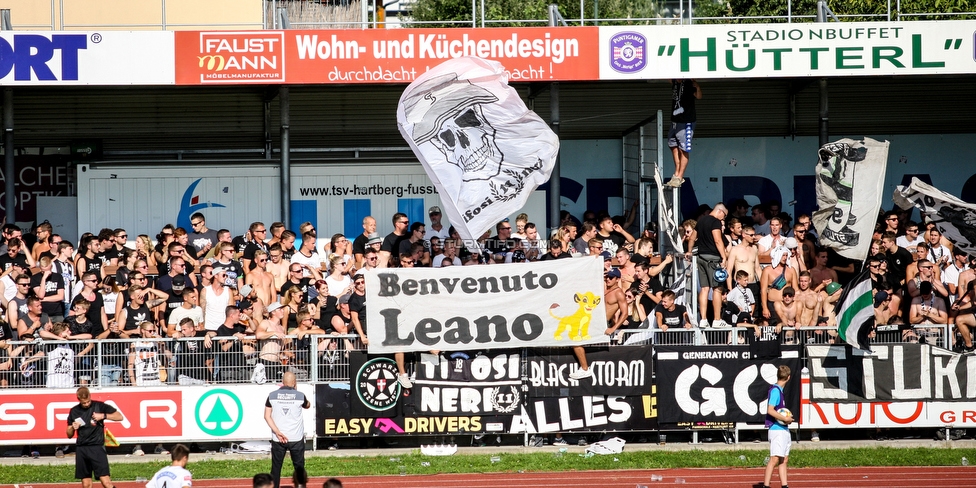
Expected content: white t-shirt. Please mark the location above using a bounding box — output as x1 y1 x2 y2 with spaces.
290 251 322 277
726 286 755 315
757 234 786 253
168 305 204 328
896 235 924 250
325 274 352 297
427 225 450 245
431 255 462 268
47 344 74 388
943 263 968 304
146 465 193 488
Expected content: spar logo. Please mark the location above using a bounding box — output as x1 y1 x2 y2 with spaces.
177 178 226 230
0 34 87 81
355 358 402 412
194 32 285 83
194 389 243 436
609 31 646 73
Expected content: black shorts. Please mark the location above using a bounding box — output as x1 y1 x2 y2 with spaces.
75 445 110 480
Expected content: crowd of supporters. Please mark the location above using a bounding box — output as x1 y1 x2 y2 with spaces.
0 197 969 389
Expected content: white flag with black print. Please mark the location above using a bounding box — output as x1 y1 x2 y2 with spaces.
894 177 976 257
812 137 889 261
397 57 558 243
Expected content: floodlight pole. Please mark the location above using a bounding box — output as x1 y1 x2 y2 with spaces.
2 11 14 222
547 5 567 233
816 0 837 146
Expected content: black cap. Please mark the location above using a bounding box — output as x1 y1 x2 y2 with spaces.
238 299 253 311
172 275 186 289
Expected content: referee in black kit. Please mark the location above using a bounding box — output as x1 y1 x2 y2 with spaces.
264 371 311 488
66 386 123 488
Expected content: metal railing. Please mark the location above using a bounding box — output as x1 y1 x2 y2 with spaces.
0 323 952 389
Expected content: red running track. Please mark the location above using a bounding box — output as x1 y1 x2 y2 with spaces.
4 466 973 487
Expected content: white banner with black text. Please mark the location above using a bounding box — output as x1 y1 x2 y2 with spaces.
364 258 608 353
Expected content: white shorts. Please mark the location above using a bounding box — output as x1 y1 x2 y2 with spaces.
769 428 791 457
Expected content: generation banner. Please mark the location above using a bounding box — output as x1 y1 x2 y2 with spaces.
364 258 608 353
654 346 802 424
174 27 599 85
807 343 975 403
414 351 522 416
599 21 976 79
527 346 653 397
0 384 315 445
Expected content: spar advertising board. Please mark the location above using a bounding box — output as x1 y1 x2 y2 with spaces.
76 163 545 244
0 31 173 85
0 384 315 445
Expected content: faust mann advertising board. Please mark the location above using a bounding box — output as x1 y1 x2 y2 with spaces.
2 21 974 85
364 258 608 353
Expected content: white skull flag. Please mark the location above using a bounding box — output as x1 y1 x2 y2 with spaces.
396 57 558 243
894 178 976 258
812 137 889 262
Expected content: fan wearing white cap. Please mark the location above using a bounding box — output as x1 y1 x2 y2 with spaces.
427 206 450 244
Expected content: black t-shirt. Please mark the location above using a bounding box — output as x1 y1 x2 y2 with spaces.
173 330 211 381
671 79 697 123
80 253 103 275
96 249 118 267
68 400 117 446
30 272 65 317
539 252 572 261
596 232 627 255
123 304 153 332
381 232 408 260
826 248 857 286
243 242 267 261
352 233 369 256
654 303 687 329
163 294 185 323
66 315 94 337
188 229 219 259
695 214 724 256
886 247 914 286
312 294 338 332
348 292 366 332
0 254 28 272
232 235 248 255
485 236 519 255
749 325 782 359
279 278 313 303
215 323 246 369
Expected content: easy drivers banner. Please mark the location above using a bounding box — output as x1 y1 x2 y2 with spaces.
807 343 976 403
655 346 802 424
364 258 608 353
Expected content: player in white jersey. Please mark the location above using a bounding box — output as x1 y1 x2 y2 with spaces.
146 443 192 488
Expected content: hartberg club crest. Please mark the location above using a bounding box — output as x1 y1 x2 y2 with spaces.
610 32 647 73
355 357 402 411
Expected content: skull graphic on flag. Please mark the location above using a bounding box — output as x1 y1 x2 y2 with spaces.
397 57 557 244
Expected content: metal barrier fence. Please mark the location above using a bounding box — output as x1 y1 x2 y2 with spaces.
0 323 951 389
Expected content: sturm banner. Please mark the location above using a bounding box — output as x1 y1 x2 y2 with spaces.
813 137 889 261
415 351 522 416
364 258 608 353
527 346 653 397
894 177 976 258
655 346 802 424
396 56 558 244
807 343 976 404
